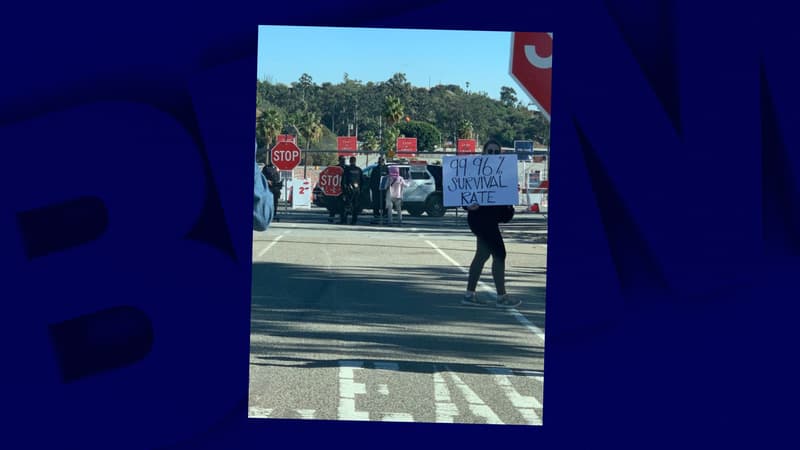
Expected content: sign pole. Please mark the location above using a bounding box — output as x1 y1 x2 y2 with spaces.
303 144 308 179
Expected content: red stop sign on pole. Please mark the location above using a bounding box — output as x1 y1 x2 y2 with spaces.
510 32 552 121
318 166 344 197
270 141 302 171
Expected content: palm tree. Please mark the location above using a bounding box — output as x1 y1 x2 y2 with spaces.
383 95 404 129
382 127 400 159
257 108 283 162
458 119 474 139
289 111 323 177
382 95 404 156
361 131 380 152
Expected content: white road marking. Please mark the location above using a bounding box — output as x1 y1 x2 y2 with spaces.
338 361 369 421
487 368 542 425
248 407 273 418
381 413 414 422
377 384 390 395
425 240 468 273
424 239 546 344
509 309 546 343
296 409 316 420
446 367 504 425
433 369 460 423
256 230 292 258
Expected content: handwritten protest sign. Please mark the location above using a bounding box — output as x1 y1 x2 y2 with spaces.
443 155 519 207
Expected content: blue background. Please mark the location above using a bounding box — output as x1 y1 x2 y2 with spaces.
3 0 797 448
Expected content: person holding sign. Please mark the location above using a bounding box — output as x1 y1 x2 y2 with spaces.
386 165 410 226
461 140 521 308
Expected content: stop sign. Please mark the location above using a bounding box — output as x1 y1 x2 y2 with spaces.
270 141 302 171
318 166 343 197
510 32 552 121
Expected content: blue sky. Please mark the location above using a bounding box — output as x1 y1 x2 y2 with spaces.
257 26 523 101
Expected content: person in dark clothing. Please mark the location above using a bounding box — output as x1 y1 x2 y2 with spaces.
328 156 347 223
253 140 274 231
341 156 363 224
370 156 390 224
261 161 283 222
461 140 521 308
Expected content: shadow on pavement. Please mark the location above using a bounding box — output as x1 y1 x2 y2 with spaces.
251 262 546 370
250 356 544 378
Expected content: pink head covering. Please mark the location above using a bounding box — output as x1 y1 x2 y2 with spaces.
388 166 400 178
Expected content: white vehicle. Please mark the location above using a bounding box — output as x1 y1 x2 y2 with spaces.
362 161 447 217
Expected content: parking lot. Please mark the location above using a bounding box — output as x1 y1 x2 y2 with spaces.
249 206 547 424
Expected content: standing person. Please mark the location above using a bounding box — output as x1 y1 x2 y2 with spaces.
386 165 410 226
370 156 390 224
341 156 364 225
328 156 347 223
462 140 521 308
261 160 283 223
254 140 274 231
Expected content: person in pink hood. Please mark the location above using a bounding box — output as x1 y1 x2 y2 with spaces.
385 165 411 226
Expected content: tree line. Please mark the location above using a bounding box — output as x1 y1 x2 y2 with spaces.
256 72 550 166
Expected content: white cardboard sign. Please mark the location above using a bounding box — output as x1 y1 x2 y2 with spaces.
443 155 519 207
291 178 312 209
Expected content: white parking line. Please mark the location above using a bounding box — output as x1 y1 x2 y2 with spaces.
256 230 292 258
487 367 542 425
433 368 460 423
296 409 316 419
445 367 504 425
248 407 273 418
338 361 369 421
509 309 546 342
381 413 414 422
424 239 546 344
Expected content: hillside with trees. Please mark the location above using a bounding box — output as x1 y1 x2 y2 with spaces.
256 72 549 165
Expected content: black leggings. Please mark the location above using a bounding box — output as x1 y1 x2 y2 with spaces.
467 220 507 295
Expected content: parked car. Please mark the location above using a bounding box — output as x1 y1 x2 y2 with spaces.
312 161 452 217
362 162 448 217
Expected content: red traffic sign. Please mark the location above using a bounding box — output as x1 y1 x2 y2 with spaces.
510 32 552 121
337 136 358 157
318 166 344 197
457 139 477 154
277 134 297 143
270 141 302 171
397 137 417 155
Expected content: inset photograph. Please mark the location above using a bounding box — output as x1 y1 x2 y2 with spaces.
250 25 552 425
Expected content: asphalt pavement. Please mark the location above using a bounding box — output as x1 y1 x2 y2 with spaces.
249 206 547 425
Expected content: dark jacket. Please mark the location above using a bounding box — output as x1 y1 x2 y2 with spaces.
370 164 389 190
465 204 514 227
261 164 282 193
343 165 364 189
